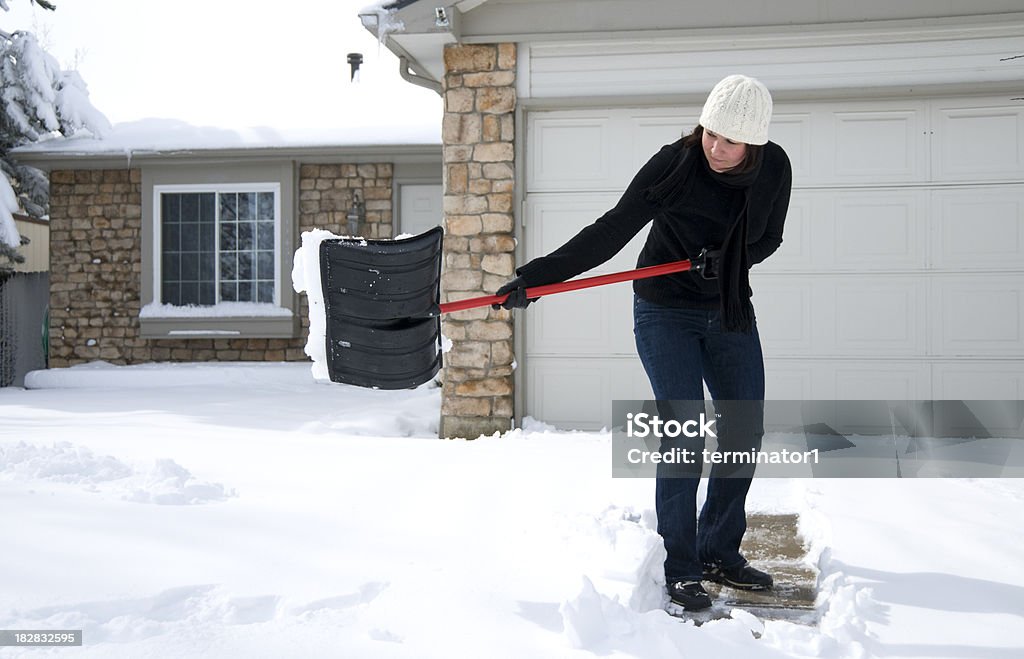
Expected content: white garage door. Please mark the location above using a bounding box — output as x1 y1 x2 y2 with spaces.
522 97 1024 429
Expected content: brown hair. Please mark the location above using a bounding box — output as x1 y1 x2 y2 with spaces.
682 125 763 176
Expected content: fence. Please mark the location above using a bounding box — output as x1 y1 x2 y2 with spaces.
0 271 49 387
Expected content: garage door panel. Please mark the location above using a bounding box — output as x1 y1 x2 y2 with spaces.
527 357 650 429
833 362 930 399
527 285 609 354
753 279 814 355
527 281 639 355
932 187 1024 270
526 360 611 429
933 362 1024 399
829 107 927 182
527 194 650 274
933 275 1024 356
528 114 613 190
608 283 640 349
630 114 698 172
769 112 813 182
833 278 928 356
832 190 926 270
764 360 816 399
933 102 1024 181
753 192 813 271
527 194 616 252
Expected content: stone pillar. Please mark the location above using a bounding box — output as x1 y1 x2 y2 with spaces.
439 43 517 439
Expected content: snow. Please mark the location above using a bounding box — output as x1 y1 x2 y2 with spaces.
12 116 439 157
2 361 1023 658
139 302 294 319
0 174 19 248
291 228 357 381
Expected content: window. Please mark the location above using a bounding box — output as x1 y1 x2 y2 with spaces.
156 186 279 307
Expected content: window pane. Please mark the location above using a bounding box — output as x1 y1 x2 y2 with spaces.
238 282 253 302
163 223 180 251
237 221 254 248
220 253 236 280
200 282 216 306
160 192 217 307
163 253 180 280
257 252 274 280
181 223 199 252
181 282 200 306
257 222 274 250
237 192 255 221
200 253 215 281
238 252 252 280
258 281 274 303
258 192 274 220
220 281 236 302
220 193 237 221
200 223 215 252
181 194 199 221
200 193 216 223
220 222 236 251
162 282 180 306
162 194 180 223
181 253 198 281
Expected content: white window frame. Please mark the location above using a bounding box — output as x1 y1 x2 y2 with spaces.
151 182 283 308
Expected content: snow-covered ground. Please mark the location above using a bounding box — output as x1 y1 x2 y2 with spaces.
1 362 1022 658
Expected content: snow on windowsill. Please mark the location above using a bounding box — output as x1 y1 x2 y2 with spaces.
140 302 293 319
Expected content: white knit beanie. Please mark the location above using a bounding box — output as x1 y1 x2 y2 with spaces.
699 74 773 145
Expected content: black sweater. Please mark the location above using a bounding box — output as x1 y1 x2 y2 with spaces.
516 139 792 310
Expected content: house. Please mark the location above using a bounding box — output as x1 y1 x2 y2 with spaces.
360 0 1024 438
12 120 442 372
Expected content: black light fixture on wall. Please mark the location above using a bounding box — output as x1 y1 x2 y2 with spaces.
347 53 363 82
347 190 365 236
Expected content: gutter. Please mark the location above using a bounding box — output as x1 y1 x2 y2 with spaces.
10 143 443 172
399 56 442 94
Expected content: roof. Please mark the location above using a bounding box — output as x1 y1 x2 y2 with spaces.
11 118 441 170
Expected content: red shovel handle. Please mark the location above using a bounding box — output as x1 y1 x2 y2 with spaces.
438 258 695 315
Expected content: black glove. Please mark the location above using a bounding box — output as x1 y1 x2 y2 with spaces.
492 276 537 310
698 247 722 280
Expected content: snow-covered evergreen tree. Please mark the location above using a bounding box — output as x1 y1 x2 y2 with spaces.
1 0 110 276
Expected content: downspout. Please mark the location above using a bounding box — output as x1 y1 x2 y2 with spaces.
399 56 443 95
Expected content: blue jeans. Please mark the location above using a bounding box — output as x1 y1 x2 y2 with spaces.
633 296 765 582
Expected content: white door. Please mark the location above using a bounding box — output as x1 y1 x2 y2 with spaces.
523 98 1024 429
399 183 442 237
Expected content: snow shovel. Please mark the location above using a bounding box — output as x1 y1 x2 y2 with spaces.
319 226 705 390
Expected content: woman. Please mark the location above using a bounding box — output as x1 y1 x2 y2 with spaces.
495 74 792 612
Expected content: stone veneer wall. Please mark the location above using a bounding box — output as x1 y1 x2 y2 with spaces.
48 164 393 367
438 43 517 439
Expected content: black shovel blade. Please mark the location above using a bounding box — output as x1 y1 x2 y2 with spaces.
319 227 443 389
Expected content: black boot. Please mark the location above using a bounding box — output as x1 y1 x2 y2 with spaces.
703 561 773 591
667 581 713 611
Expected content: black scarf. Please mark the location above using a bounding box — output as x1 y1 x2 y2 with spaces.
645 140 762 332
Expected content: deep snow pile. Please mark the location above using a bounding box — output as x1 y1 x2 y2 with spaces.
2 362 1022 658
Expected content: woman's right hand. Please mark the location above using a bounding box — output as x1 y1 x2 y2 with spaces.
492 276 536 310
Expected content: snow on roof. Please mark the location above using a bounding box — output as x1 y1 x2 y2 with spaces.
12 115 441 159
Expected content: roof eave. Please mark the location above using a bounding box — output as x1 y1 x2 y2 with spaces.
11 142 443 172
